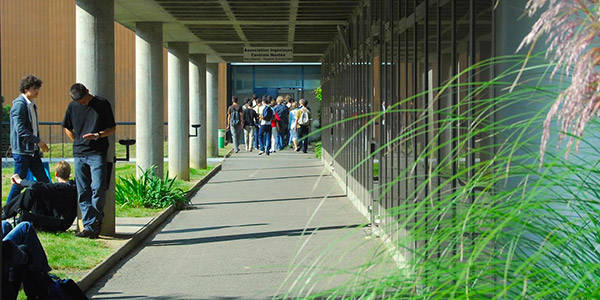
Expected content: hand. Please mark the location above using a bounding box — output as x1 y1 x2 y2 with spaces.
38 141 49 152
11 174 22 185
82 132 100 140
225 125 230 131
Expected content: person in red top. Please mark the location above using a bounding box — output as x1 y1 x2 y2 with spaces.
270 98 279 153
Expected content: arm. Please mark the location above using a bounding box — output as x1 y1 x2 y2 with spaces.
64 128 75 141
82 126 116 140
10 101 40 144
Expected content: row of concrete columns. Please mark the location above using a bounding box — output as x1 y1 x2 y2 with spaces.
76 0 220 234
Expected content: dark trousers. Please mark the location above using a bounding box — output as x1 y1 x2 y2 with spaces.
297 125 310 153
259 125 272 154
7 152 49 205
2 221 51 273
74 154 107 232
253 126 259 149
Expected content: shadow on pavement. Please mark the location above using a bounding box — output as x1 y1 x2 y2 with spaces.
159 223 268 234
147 224 364 247
208 174 330 185
192 194 347 206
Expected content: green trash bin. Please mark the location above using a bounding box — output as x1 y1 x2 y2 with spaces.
218 129 226 148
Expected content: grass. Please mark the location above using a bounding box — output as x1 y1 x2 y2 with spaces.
281 55 600 298
313 141 322 159
4 151 223 299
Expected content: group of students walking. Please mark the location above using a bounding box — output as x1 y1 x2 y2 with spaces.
226 94 312 155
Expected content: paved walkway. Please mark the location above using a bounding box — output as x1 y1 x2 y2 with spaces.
87 149 393 299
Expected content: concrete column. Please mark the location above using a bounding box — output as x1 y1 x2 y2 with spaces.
168 42 190 180
189 54 207 169
206 63 219 157
135 22 164 178
76 0 115 235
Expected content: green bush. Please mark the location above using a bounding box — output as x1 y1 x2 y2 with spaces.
115 166 187 209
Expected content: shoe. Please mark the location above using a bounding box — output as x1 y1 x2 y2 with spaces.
258 151 264 155
76 229 99 239
235 149 240 153
295 148 301 152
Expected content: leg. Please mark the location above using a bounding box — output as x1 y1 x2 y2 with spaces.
2 220 13 236
258 126 265 152
74 157 94 231
88 154 107 232
248 127 254 151
302 127 310 153
236 127 244 150
271 129 277 152
3 221 51 273
28 153 50 183
265 126 272 155
230 127 239 152
6 154 31 205
254 127 259 149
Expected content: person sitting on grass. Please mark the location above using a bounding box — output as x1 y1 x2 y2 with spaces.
2 220 52 299
3 161 78 232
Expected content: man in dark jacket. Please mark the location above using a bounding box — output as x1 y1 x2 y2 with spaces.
7 75 51 205
5 161 77 232
273 97 289 151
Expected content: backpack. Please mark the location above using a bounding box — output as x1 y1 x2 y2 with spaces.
3 187 77 232
298 108 310 126
262 106 274 122
230 107 240 127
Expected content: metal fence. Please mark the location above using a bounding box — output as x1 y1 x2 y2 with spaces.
321 0 494 254
1 121 168 159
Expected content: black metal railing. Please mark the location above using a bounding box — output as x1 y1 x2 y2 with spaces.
1 121 168 159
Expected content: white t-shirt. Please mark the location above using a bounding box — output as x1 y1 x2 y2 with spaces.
258 105 270 126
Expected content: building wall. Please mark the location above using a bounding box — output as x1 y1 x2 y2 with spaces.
1 0 76 132
1 0 170 145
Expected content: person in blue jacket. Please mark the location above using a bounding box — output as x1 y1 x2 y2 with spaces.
7 75 51 205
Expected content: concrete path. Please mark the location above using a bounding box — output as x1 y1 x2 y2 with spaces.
87 149 393 299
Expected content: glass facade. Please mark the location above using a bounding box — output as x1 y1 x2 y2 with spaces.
230 65 321 103
321 0 494 255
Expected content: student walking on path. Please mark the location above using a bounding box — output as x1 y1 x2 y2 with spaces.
227 96 244 153
258 97 274 156
273 96 289 151
62 83 116 239
294 99 312 153
242 98 258 152
288 100 300 151
7 75 51 205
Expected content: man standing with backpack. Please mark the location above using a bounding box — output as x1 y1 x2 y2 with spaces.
258 97 274 156
273 96 289 151
226 96 244 153
294 98 312 153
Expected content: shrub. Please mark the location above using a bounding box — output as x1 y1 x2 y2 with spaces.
115 166 187 209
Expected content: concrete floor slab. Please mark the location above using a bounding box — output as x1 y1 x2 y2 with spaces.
87 149 395 299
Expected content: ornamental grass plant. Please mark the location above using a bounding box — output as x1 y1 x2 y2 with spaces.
115 166 187 210
280 52 600 298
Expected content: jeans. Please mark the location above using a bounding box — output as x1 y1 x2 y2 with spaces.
2 221 51 273
7 152 49 205
275 128 286 150
230 126 243 151
253 126 259 149
258 125 272 154
74 154 107 232
244 125 255 151
298 125 310 153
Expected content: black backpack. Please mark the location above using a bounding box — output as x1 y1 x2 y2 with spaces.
262 106 274 122
230 108 240 127
3 188 77 232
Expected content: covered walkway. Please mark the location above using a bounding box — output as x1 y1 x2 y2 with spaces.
87 150 394 299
